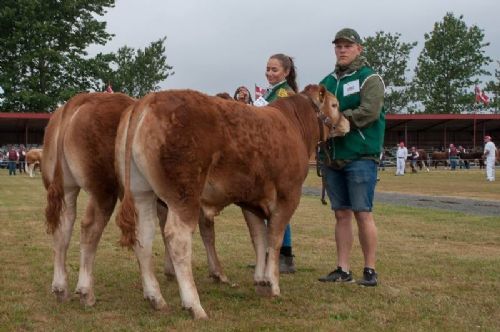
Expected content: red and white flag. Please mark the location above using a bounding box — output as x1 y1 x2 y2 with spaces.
481 91 489 105
474 86 482 103
255 84 266 99
475 86 489 105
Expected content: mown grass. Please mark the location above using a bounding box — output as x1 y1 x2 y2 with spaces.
0 169 499 331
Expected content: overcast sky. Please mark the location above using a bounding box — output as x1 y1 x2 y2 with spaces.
88 0 500 97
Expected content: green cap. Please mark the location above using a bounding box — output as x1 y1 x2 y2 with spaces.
333 28 362 44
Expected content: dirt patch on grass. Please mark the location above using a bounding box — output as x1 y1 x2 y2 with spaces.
302 187 500 217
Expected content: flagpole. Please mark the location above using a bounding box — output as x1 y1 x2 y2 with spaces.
473 116 477 150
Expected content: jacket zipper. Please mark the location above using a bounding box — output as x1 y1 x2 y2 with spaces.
335 72 365 142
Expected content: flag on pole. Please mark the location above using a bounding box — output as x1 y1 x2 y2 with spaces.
255 84 266 100
481 91 489 105
474 86 482 103
474 86 489 105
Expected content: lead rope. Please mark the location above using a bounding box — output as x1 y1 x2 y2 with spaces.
315 117 332 205
308 93 336 206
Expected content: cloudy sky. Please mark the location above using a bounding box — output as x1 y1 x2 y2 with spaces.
88 0 500 97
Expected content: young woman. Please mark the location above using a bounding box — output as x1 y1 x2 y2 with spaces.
263 53 298 103
263 53 298 273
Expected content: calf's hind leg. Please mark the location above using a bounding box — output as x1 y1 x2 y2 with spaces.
159 201 228 284
241 209 267 290
164 208 207 319
198 214 229 283
51 187 80 302
157 200 175 278
260 202 298 297
133 191 168 311
75 194 117 306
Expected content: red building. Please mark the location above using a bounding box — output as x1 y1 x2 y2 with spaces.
385 114 500 150
1 112 500 151
0 113 50 146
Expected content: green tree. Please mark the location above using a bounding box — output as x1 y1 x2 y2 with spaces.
414 13 491 114
363 31 417 113
0 0 116 112
485 60 500 113
100 37 174 98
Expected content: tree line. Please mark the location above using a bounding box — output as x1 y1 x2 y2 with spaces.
0 0 173 113
363 13 497 114
0 2 498 114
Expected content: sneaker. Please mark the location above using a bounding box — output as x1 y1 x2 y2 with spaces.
318 266 353 282
356 267 378 287
279 254 296 274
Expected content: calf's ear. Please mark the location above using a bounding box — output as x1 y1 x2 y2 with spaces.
303 84 316 94
319 85 327 103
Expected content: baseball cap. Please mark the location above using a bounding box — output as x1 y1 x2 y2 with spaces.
333 28 362 44
484 135 492 140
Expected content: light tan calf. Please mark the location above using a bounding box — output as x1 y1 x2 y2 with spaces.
42 92 229 309
25 148 43 177
43 92 135 306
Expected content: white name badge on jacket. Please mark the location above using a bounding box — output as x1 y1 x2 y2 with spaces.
254 96 269 107
343 80 360 96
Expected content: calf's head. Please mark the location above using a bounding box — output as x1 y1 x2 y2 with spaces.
302 84 350 138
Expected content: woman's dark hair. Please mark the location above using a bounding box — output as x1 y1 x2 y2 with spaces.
270 53 298 93
233 86 253 104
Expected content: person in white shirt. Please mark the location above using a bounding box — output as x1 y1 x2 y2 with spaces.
396 142 408 176
483 136 497 181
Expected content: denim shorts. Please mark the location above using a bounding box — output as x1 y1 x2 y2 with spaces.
323 159 378 212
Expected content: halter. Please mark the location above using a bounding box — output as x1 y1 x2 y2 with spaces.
304 92 334 130
303 93 335 176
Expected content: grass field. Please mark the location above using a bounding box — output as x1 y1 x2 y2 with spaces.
0 168 499 331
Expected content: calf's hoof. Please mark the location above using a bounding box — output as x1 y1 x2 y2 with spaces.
210 272 230 284
254 280 279 297
52 286 71 303
76 288 96 307
186 305 208 320
146 295 168 311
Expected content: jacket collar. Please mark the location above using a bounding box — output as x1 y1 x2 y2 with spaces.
334 55 369 78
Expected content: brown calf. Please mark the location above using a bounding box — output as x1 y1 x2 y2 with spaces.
115 85 344 319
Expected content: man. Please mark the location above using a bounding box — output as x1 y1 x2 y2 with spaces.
318 28 385 287
410 146 419 173
17 144 26 174
448 144 458 170
396 142 408 175
7 145 19 176
458 145 469 169
483 136 496 182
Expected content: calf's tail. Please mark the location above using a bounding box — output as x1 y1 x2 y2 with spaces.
116 106 139 248
45 109 71 234
116 189 138 248
45 160 64 234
